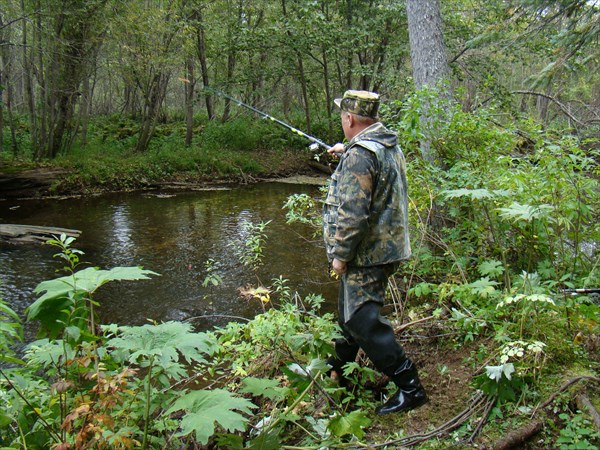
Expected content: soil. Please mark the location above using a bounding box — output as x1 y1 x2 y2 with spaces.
364 324 486 448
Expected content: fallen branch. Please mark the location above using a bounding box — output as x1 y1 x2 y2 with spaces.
492 421 543 450
396 315 435 332
492 376 600 450
184 314 250 323
531 376 600 417
469 394 496 443
367 391 494 448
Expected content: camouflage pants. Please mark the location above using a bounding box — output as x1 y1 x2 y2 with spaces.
338 263 398 323
330 263 408 378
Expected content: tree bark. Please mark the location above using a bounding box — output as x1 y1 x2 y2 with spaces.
492 421 543 450
135 72 169 153
281 0 311 133
193 7 214 120
406 0 451 164
185 59 195 147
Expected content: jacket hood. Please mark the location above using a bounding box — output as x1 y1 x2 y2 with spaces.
349 122 397 148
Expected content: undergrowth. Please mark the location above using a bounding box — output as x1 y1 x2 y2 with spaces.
1 92 599 448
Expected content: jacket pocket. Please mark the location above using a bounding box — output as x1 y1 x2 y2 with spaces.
323 173 340 258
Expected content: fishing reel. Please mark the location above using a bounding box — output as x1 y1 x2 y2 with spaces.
308 142 321 152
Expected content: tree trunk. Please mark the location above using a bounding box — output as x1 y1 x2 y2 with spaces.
185 59 195 147
135 72 169 153
221 1 241 123
371 18 392 93
318 1 334 143
194 7 214 119
222 51 236 123
297 55 311 133
281 0 311 133
79 68 92 146
20 0 36 153
322 47 333 143
407 0 451 233
406 0 451 164
0 73 3 157
0 13 5 156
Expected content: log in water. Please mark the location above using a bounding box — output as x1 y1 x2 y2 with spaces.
0 224 81 244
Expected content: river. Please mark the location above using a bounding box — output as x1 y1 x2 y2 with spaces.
0 181 338 337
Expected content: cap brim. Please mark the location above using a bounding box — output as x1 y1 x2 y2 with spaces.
334 98 342 109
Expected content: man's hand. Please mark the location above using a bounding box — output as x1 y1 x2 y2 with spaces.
327 143 345 157
332 258 347 275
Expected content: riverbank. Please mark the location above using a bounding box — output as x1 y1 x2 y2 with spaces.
0 147 331 200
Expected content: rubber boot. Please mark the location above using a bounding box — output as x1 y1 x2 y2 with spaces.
375 359 427 415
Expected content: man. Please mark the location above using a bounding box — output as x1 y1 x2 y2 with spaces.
323 90 427 415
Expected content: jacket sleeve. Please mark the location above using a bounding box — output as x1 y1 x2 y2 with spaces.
332 146 377 262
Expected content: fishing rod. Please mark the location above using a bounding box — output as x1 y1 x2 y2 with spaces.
203 86 332 152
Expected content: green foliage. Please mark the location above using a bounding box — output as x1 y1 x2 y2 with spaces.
202 258 223 287
555 411 600 449
28 266 157 340
107 321 217 372
474 362 525 404
3 79 600 447
0 298 23 366
165 390 256 445
282 192 323 229
46 233 85 273
3 233 389 448
231 220 271 270
327 410 371 440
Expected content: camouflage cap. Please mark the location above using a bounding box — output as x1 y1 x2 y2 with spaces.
334 90 380 119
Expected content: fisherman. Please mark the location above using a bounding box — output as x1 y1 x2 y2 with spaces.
323 90 427 415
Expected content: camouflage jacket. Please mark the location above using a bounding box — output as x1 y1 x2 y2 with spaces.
323 122 411 267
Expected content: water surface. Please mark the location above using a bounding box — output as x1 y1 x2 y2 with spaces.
0 183 338 335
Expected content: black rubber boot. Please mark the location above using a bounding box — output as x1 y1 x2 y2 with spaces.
375 359 427 415
326 336 359 387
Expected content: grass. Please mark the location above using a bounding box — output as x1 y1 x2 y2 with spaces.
1 115 320 194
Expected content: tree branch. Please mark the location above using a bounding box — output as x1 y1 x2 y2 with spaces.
512 90 584 127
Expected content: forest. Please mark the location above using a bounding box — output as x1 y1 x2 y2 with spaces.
1 0 599 449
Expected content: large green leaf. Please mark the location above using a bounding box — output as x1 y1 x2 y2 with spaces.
496 202 555 223
327 410 371 439
108 321 217 363
165 389 256 444
442 188 510 201
240 377 288 401
108 321 218 380
467 277 499 298
27 266 158 321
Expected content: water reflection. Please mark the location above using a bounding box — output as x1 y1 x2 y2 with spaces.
0 183 337 336
109 204 135 265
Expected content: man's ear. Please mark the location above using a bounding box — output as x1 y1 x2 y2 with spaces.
346 112 355 128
